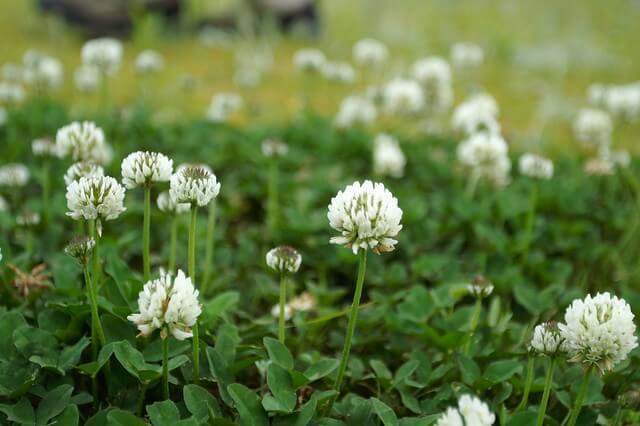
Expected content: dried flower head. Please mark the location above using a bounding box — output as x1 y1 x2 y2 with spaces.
64 236 96 265
169 166 221 207
8 263 52 297
66 176 126 221
266 246 302 273
121 151 173 189
530 321 565 356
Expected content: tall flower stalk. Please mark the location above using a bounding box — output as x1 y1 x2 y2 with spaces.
537 357 557 426
566 366 593 426
157 191 189 272
266 245 302 343
262 138 288 240
518 154 553 260
529 321 565 425
464 275 493 354
188 204 200 383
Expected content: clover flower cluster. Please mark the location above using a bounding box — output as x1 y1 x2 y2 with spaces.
74 65 101 93
335 95 377 129
0 81 25 104
436 394 495 426
16 211 40 227
467 275 494 298
206 92 243 123
411 57 454 113
56 121 111 164
322 61 356 84
64 236 96 265
22 50 63 90
450 42 485 69
457 132 511 187
530 321 565 356
135 50 164 74
0 163 29 187
383 78 425 116
157 191 190 215
121 151 173 189
271 291 317 320
588 82 640 122
261 138 288 158
64 161 105 186
169 166 221 207
451 93 501 136
266 246 302 273
32 138 60 158
81 38 123 76
373 133 406 178
352 38 388 66
66 175 126 221
573 108 612 148
293 48 326 73
518 153 554 179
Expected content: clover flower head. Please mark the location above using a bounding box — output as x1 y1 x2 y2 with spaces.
436 407 463 426
601 83 640 121
169 166 220 207
64 161 105 186
384 78 425 115
157 191 190 215
437 394 495 426
328 180 403 255
288 292 316 312
530 321 565 356
206 92 243 123
322 61 357 84
23 54 63 89
373 133 406 178
559 292 638 372
121 151 173 189
519 153 554 179
451 94 501 136
293 48 326 72
271 303 293 320
573 108 612 147
32 138 60 158
135 49 164 74
335 95 377 128
82 38 123 75
0 81 25 104
0 163 29 187
16 211 40 227
353 38 388 66
450 42 485 69
262 138 289 158
56 121 109 163
411 57 453 113
467 275 494 298
66 175 126 221
266 246 302 273
457 132 511 187
128 269 201 340
64 236 95 265
74 65 101 93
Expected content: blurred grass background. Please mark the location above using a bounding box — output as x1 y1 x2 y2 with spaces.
1 0 639 152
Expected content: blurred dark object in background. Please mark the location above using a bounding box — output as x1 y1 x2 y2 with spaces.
37 0 318 38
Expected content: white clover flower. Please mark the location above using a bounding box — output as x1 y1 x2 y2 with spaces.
289 292 316 312
266 246 302 273
559 292 638 372
467 275 494 298
261 138 288 158
169 166 220 207
23 55 63 90
56 121 109 163
573 108 612 147
451 94 501 136
206 92 243 123
0 163 29 187
436 407 463 426
437 395 495 426
135 49 164 74
2 63 24 83
64 236 95 265
335 95 377 129
128 269 201 340
271 303 293 320
82 38 123 76
66 176 126 221
530 321 565 356
457 132 511 187
322 61 357 84
373 133 406 178
157 191 190 215
353 38 388 67
518 153 554 179
328 180 403 255
0 81 25 104
64 161 104 186
74 66 101 93
121 151 173 189
293 48 326 73
384 78 425 116
450 42 485 69
16 211 40 227
411 57 454 113
32 138 60 158
602 84 640 121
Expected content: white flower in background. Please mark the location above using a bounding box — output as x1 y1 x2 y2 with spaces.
65 236 95 265
559 292 638 372
135 49 164 74
66 175 126 221
0 195 8 211
436 407 463 426
322 61 357 84
170 166 221 207
373 133 406 178
0 81 25 104
450 42 485 69
0 163 29 187
262 138 288 157
384 78 425 115
451 93 501 136
518 153 554 179
353 38 388 66
335 95 377 128
74 66 101 93
176 163 212 174
412 57 454 113
81 38 123 76
56 121 109 163
328 180 403 255
587 83 607 106
128 269 201 340
23 55 63 90
32 138 60 158
583 156 614 177
2 63 24 83
206 92 243 123
289 292 316 312
457 132 511 186
271 303 293 320
530 321 565 356
573 108 612 147
293 48 326 73
602 84 640 121
157 191 190 215
121 151 173 189
266 246 302 273
437 394 495 426
16 211 40 226
467 275 494 298
64 161 104 186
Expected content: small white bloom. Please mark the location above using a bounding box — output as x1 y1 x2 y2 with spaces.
206 92 243 123
451 93 501 136
467 275 494 298
135 49 164 74
602 84 640 121
266 246 302 273
157 191 190 215
573 108 612 147
450 42 484 69
328 180 403 255
271 303 293 320
32 138 60 158
559 292 638 372
169 166 221 207
74 66 101 93
16 211 40 227
0 163 29 187
373 133 406 178
262 138 288 158
66 175 126 221
23 55 63 89
322 61 356 84
121 151 173 189
82 38 123 76
353 38 388 67
2 63 24 83
384 78 424 115
64 236 95 264
411 57 454 113
293 48 326 73
56 121 109 163
0 81 25 104
289 292 316 312
457 132 511 187
335 95 377 129
127 270 201 340
436 407 463 426
530 321 565 355
457 395 495 425
518 153 554 179
64 161 104 186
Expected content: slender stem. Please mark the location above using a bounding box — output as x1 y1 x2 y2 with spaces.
278 269 287 343
136 383 148 415
267 159 279 237
162 337 169 399
84 265 99 406
464 298 483 354
169 217 177 272
192 322 200 385
536 357 557 426
202 200 217 295
143 185 151 282
567 365 594 426
521 185 538 260
516 356 535 412
329 250 368 412
42 159 50 224
89 220 106 347
188 204 199 384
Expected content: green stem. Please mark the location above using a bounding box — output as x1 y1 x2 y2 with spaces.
329 250 368 412
567 366 593 426
169 217 177 272
267 159 279 238
84 265 99 406
464 298 482 354
192 322 200 385
143 185 151 282
202 200 217 295
42 160 50 224
188 205 199 384
521 185 538 260
516 356 535 412
536 357 557 426
89 220 106 347
162 337 169 399
136 383 148 415
278 269 287 343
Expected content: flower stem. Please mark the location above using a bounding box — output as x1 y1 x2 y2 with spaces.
202 200 217 295
278 269 287 343
42 159 51 224
464 298 482 354
330 250 368 411
188 204 200 384
88 220 106 348
536 357 557 426
267 158 279 238
169 217 177 272
84 265 99 405
567 365 593 426
516 356 535 412
143 185 151 282
162 337 169 400
521 185 538 260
